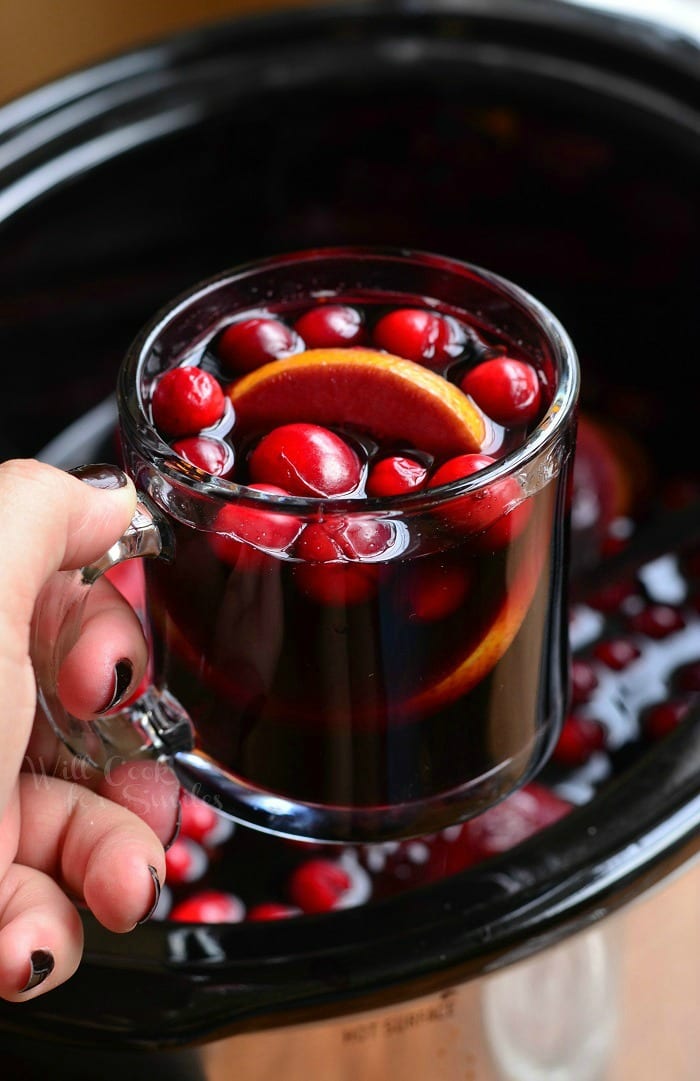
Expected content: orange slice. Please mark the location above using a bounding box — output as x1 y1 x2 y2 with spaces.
228 348 485 458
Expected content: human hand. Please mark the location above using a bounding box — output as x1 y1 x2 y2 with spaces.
0 459 180 1001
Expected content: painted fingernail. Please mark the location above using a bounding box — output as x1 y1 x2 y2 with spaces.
69 463 129 490
137 865 162 925
96 659 134 715
164 795 183 852
20 949 55 993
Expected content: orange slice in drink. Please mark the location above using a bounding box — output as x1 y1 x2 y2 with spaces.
228 348 485 458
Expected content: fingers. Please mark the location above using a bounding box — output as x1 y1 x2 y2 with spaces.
56 575 149 720
0 459 137 630
0 863 83 1002
17 774 165 934
95 760 181 849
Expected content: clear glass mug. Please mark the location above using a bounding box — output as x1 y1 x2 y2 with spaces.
32 249 579 843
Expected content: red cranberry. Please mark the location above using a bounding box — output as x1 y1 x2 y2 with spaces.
164 837 208 885
287 859 352 913
247 902 300 921
593 637 641 671
217 317 299 374
294 304 367 348
179 796 231 847
643 699 691 741
429 453 530 547
570 658 599 705
461 357 541 427
249 422 361 497
365 455 429 497
170 890 245 923
673 660 700 693
552 715 606 767
152 366 225 437
171 435 234 476
466 783 571 862
405 559 472 622
627 604 686 639
587 579 639 614
293 517 394 605
210 483 300 566
373 308 465 368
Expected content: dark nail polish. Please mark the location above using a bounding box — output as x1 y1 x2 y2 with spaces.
164 796 183 852
97 659 134 714
137 865 162 925
20 949 55 993
69 463 128 490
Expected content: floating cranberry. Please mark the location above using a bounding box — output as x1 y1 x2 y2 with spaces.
152 366 225 437
217 317 299 374
643 699 691 741
170 890 245 924
365 455 429 497
293 517 394 605
249 422 361 497
461 357 541 427
179 796 233 847
171 435 234 476
288 859 352 913
247 902 300 921
570 658 599 705
429 453 530 547
552 715 606 767
210 482 300 567
466 783 572 862
404 558 472 622
593 637 641 671
373 308 465 368
627 604 686 639
164 837 208 885
294 304 367 348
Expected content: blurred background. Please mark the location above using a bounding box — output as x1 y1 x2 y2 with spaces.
0 0 317 104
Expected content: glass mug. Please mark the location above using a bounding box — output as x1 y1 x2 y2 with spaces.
32 249 579 842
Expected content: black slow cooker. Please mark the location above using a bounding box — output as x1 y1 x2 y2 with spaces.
0 1 699 1077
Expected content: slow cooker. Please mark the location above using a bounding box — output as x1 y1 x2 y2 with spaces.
0 1 699 1077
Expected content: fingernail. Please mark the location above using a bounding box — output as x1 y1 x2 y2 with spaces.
137 865 162 925
69 463 128 490
164 795 183 852
96 659 134 715
20 949 55 993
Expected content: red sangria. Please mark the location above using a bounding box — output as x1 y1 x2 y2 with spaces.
110 249 579 841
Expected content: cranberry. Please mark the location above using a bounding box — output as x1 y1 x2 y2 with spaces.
643 699 691 741
365 455 429 497
626 604 686 639
152 366 225 437
587 579 639 614
373 308 465 368
210 483 300 566
171 435 234 476
170 890 245 923
466 783 572 862
287 859 352 913
405 558 472 622
164 837 208 885
247 902 300 921
461 357 541 427
673 660 700 693
429 453 530 546
179 796 232 847
249 422 361 497
293 517 394 605
294 304 367 348
217 317 299 374
570 658 599 705
593 637 641 671
552 715 606 767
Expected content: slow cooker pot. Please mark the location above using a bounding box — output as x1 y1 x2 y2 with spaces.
0 1 699 1077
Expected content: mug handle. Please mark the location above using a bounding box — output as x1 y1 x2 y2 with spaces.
31 489 195 771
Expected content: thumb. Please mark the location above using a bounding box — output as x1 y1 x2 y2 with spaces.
0 459 137 634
